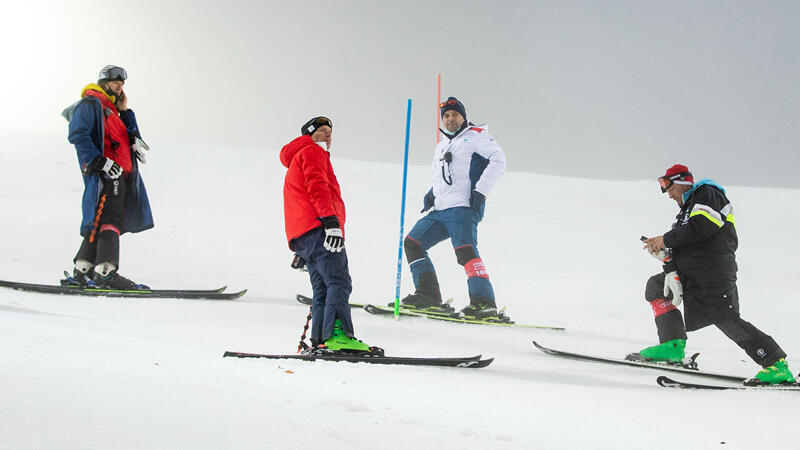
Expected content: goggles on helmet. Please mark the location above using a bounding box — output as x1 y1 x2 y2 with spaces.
658 172 692 193
302 116 333 136
99 65 127 82
311 116 332 129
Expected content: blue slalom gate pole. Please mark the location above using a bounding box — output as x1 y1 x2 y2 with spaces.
394 99 412 317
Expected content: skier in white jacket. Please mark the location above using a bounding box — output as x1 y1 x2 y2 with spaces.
399 97 508 321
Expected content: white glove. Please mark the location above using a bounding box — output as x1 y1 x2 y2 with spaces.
663 271 684 306
100 158 123 179
323 228 344 252
132 137 150 164
649 248 672 263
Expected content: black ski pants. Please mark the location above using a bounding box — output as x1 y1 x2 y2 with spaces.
74 177 127 268
644 273 787 368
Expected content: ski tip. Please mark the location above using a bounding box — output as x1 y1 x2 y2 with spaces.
223 289 247 299
471 357 494 368
656 376 686 388
531 340 561 355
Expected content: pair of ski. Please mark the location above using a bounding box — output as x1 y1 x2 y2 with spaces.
0 278 246 300
533 341 800 391
296 294 565 331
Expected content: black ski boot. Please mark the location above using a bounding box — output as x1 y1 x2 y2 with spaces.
394 292 440 308
459 303 513 323
62 268 96 287
92 270 148 290
390 292 455 314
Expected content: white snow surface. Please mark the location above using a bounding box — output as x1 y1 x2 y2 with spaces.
1 130 799 450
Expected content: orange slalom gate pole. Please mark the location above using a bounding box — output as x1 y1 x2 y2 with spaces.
436 74 442 144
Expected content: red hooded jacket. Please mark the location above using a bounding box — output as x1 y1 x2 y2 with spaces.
280 135 346 249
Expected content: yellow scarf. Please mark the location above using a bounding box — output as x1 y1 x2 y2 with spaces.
81 83 116 103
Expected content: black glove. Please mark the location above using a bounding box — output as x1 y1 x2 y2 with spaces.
421 189 435 213
291 254 307 271
319 216 344 252
84 156 123 179
469 190 485 215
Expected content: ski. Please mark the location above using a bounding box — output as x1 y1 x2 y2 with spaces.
656 376 800 391
297 294 467 317
0 279 246 300
223 351 494 368
296 293 364 308
363 304 566 330
532 340 746 382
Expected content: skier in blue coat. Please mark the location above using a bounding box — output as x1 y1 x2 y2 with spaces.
63 65 153 289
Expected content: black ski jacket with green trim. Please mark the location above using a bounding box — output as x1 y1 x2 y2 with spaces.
662 179 738 298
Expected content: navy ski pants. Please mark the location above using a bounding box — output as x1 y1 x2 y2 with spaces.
293 227 354 344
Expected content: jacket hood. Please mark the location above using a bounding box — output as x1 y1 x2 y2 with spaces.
683 178 725 203
81 83 116 103
281 135 325 168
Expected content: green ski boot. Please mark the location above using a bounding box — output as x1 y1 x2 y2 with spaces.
629 339 686 363
323 319 371 353
744 358 796 386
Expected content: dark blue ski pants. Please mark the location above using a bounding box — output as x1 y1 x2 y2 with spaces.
293 227 354 344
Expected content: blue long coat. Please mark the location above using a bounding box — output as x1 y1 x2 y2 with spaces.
66 96 154 237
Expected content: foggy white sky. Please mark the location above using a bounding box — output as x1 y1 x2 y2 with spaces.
2 0 798 187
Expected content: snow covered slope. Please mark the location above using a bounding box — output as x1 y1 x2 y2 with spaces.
1 130 799 449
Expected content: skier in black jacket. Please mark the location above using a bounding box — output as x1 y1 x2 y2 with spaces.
635 164 795 385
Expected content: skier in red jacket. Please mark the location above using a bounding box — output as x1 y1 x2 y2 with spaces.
280 116 376 353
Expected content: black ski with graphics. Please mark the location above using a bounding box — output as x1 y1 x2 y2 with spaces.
223 350 494 368
0 279 245 300
533 340 746 382
656 376 800 391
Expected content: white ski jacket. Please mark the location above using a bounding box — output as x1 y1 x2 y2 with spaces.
430 123 506 211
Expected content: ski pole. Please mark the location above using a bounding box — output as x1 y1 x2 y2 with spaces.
394 99 412 317
297 305 312 353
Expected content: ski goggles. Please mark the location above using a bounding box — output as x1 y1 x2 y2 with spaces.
310 116 332 129
658 172 692 192
439 98 459 108
302 116 333 136
99 66 127 82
